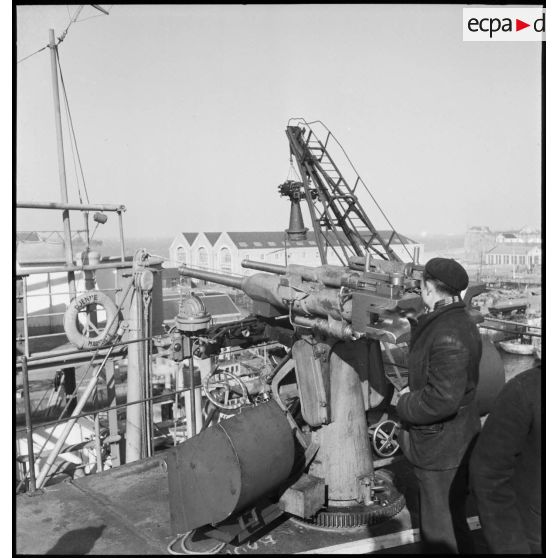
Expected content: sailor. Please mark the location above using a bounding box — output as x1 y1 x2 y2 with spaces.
396 257 481 554
469 352 541 553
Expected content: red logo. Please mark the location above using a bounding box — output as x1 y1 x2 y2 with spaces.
516 19 530 31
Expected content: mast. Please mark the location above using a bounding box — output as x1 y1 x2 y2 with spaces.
48 28 76 299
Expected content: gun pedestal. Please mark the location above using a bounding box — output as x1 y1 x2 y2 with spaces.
299 339 404 528
172 263 407 530
311 341 374 502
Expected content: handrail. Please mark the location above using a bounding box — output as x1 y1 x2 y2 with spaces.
482 316 541 328
16 332 67 341
480 324 542 338
16 261 133 276
15 382 198 492
14 384 197 434
15 336 152 367
19 288 122 301
17 201 126 212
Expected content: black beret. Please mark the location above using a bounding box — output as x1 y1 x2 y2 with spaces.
424 257 469 292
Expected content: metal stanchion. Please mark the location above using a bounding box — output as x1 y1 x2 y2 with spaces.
94 413 103 473
189 337 197 437
21 356 37 493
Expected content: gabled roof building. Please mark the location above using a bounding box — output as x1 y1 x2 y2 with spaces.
169 231 423 277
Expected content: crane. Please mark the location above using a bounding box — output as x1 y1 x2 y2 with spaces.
282 119 412 266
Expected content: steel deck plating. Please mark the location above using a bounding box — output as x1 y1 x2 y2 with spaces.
16 452 489 555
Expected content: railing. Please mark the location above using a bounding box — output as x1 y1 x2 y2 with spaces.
479 316 542 338
17 200 131 358
15 273 127 358
15 341 285 493
15 352 204 494
15 202 136 491
17 201 127 264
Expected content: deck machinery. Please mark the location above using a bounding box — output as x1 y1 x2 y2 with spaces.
165 120 503 546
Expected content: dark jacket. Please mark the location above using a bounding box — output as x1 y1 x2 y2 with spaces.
469 365 541 554
396 301 482 470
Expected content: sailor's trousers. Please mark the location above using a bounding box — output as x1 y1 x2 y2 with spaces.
414 462 474 554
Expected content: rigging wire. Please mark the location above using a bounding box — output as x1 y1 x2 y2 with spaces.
18 5 111 64
17 45 49 65
56 5 84 44
56 48 91 204
89 222 101 243
60 61 84 205
285 158 301 182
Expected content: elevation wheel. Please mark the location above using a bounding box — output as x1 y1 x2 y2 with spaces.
371 420 400 458
202 369 249 411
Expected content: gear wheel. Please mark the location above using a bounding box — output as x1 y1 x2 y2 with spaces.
296 469 405 530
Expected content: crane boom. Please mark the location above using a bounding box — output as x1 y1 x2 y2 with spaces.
285 121 403 265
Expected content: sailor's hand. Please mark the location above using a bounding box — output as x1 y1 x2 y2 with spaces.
393 385 409 405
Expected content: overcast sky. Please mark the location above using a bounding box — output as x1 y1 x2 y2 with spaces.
16 4 542 240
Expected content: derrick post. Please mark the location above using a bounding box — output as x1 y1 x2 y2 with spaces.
125 252 154 462
48 29 76 299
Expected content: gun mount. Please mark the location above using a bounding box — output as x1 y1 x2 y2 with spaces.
166 256 421 538
165 120 505 548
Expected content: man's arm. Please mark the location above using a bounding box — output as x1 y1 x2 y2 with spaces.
396 332 469 425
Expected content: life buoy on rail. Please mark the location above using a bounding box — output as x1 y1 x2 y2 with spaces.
64 291 119 350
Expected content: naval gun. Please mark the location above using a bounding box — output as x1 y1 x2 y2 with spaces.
176 256 425 344
166 255 426 543
165 119 505 548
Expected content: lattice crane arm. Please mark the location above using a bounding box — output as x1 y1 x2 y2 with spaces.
285 121 403 265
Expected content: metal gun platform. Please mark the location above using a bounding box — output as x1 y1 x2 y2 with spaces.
16 451 489 555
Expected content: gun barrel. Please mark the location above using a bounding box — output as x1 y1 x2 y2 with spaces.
243 259 355 289
241 260 287 275
177 265 244 289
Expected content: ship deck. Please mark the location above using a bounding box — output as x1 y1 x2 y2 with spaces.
16 452 489 555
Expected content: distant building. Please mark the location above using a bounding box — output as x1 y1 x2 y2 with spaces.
464 226 496 260
485 243 542 273
464 225 541 265
168 231 424 275
516 226 542 244
496 232 520 244
168 233 198 266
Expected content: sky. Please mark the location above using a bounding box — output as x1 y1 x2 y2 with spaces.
15 4 542 241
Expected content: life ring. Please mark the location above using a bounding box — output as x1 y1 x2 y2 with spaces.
64 291 119 350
